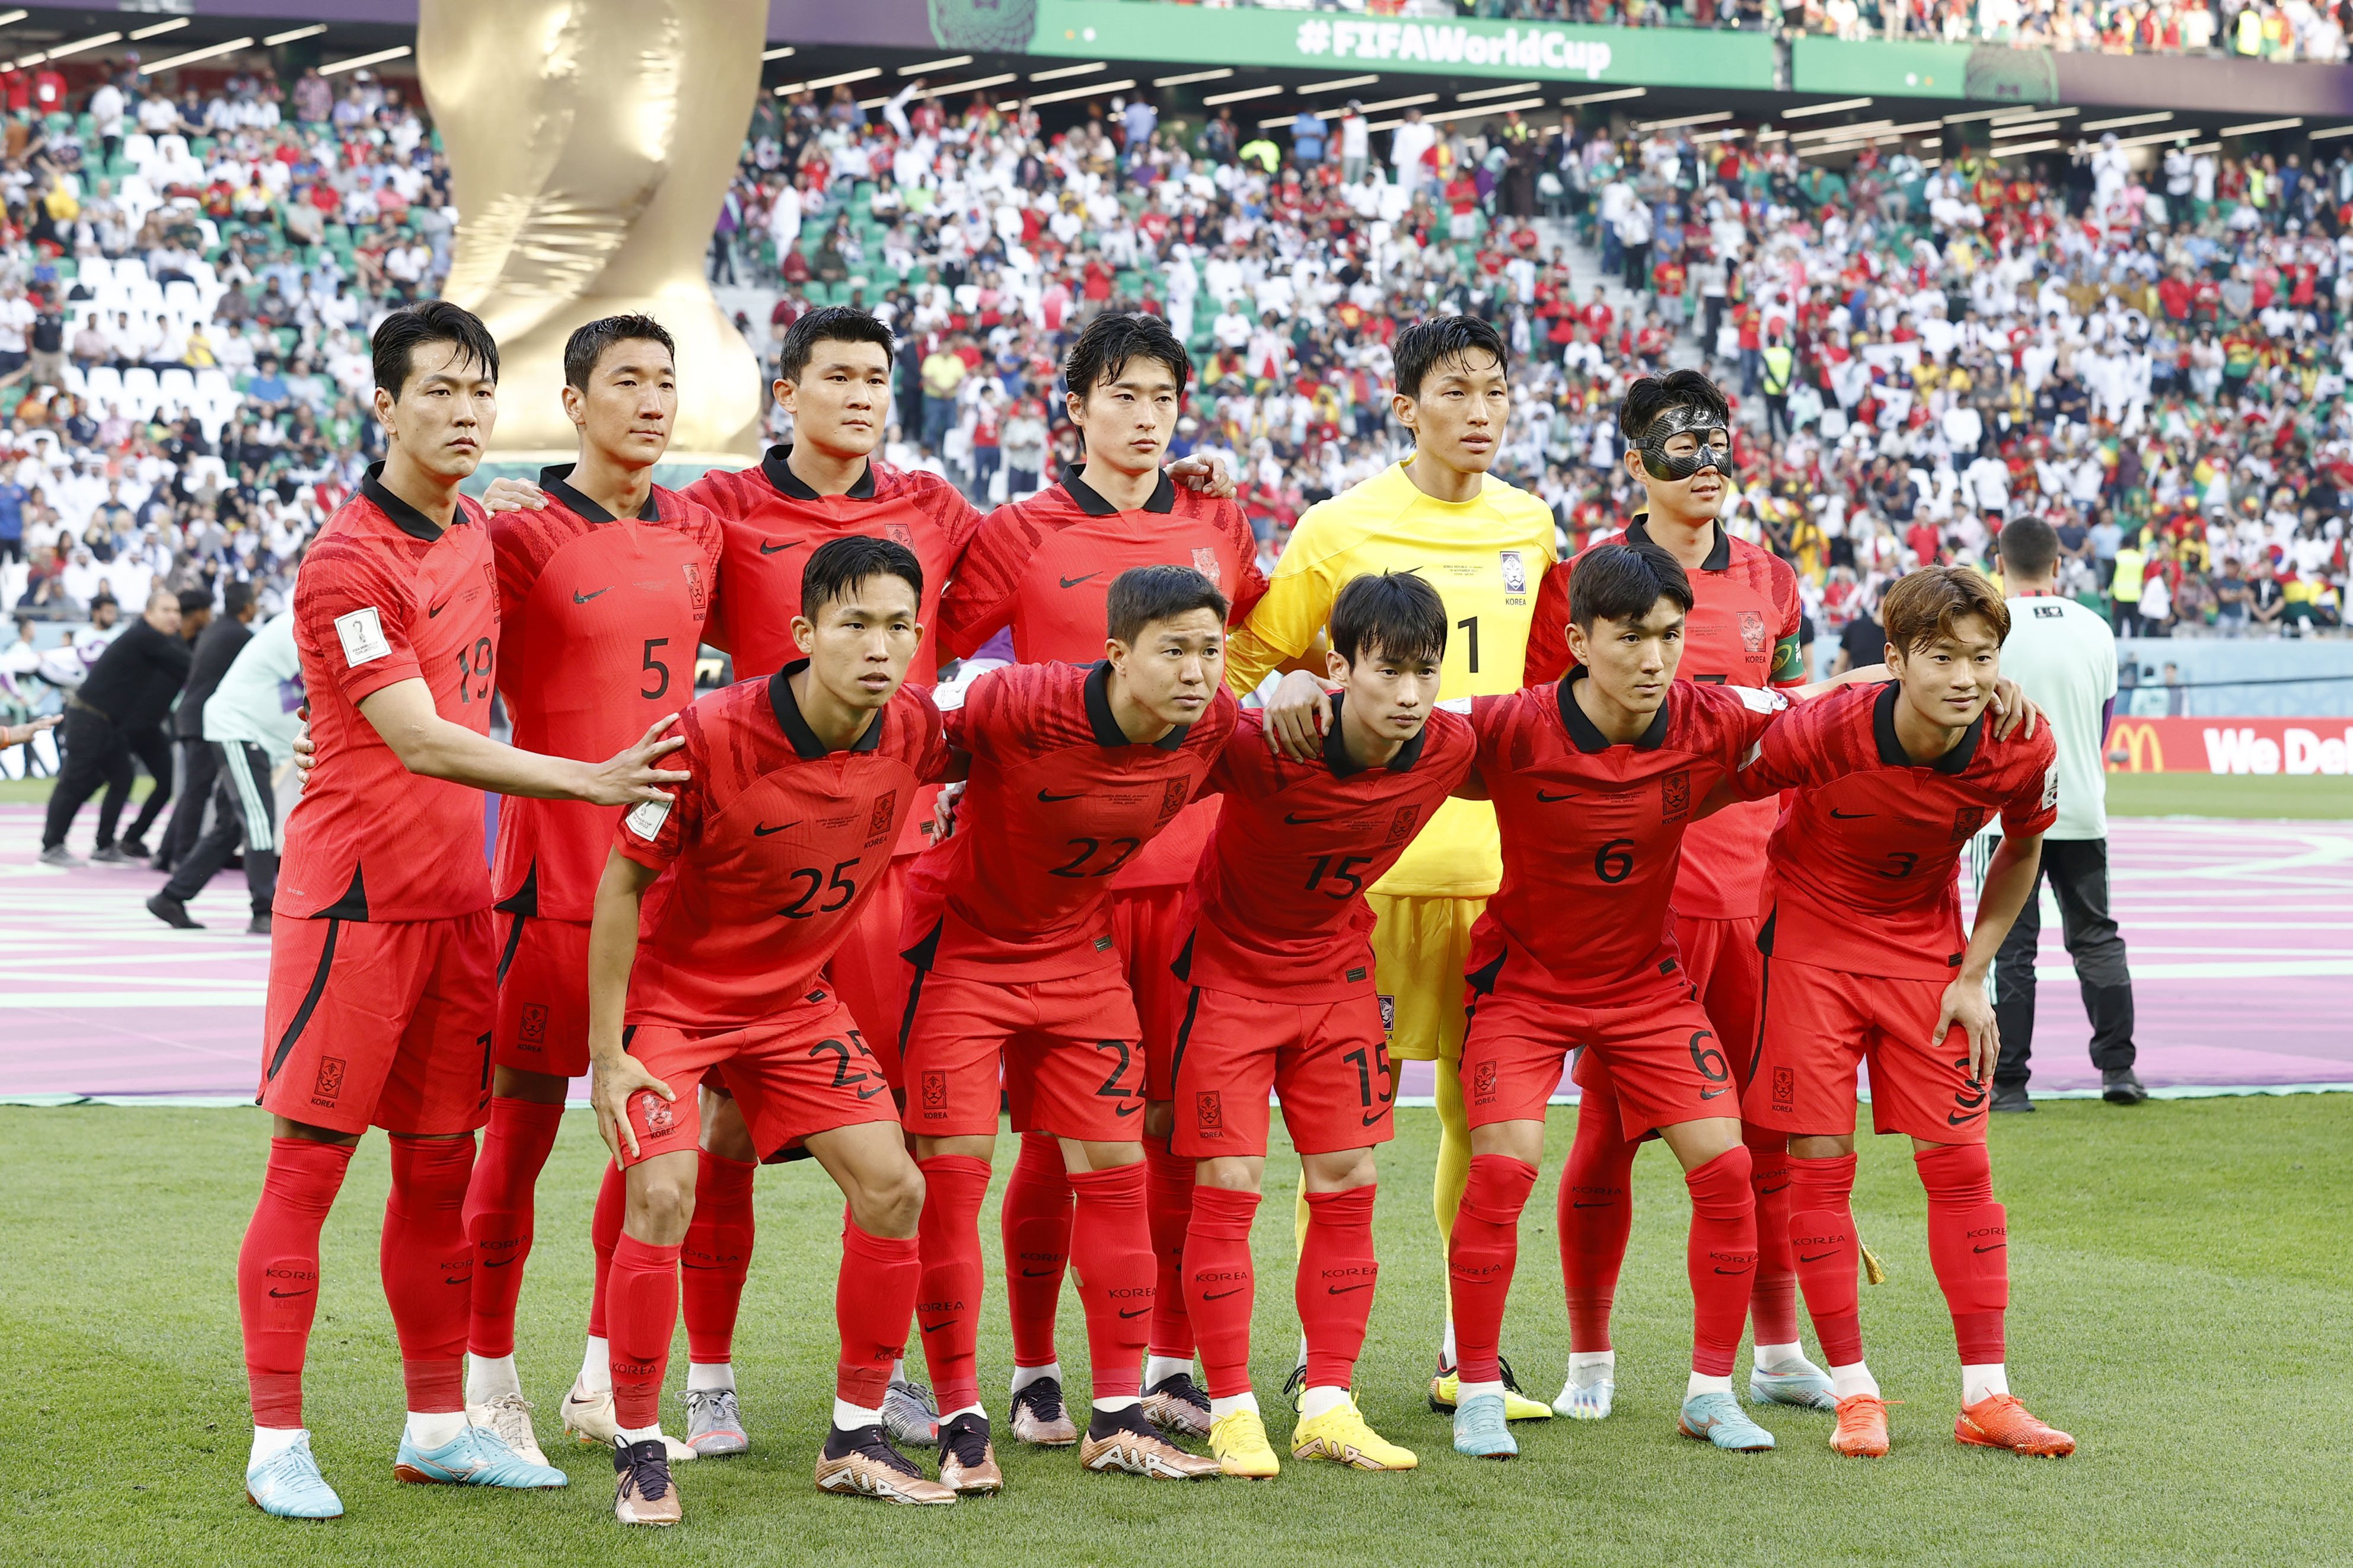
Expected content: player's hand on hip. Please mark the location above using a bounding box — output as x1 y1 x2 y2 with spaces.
584 714 690 806
1988 677 2041 740
1934 978 2000 1085
480 476 550 514
931 779 964 842
592 1051 672 1164
291 721 314 775
1168 452 1237 500
1263 668 1333 762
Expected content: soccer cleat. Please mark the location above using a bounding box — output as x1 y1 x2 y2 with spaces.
88 843 138 865
1291 1394 1417 1471
38 844 85 868
1430 1354 1554 1420
813 1423 957 1504
1678 1391 1777 1452
247 912 273 936
1989 1082 2035 1114
613 1438 680 1526
1009 1376 1079 1447
468 1393 549 1467
393 1423 569 1487
884 1372 940 1448
2102 1067 2149 1106
684 1387 748 1458
936 1411 1003 1495
1831 1394 1891 1457
119 838 152 859
1207 1408 1280 1478
1955 1393 2075 1458
1141 1370 1212 1439
1749 1362 1838 1412
146 892 203 929
562 1379 693 1462
245 1433 343 1519
1553 1363 1616 1421
1078 1407 1221 1480
1452 1392 1516 1460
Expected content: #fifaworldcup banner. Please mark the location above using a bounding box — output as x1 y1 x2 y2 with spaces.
2104 716 2353 776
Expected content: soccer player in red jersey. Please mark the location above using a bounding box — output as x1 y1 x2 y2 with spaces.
585 536 959 1522
1175 573 1472 1478
237 303 687 1521
1520 370 1831 1419
900 565 1235 1484
454 314 725 1465
1444 541 1851 1462
936 314 1265 1446
1735 567 2075 1461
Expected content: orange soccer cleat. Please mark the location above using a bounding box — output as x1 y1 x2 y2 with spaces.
1830 1395 1890 1458
1955 1393 2075 1458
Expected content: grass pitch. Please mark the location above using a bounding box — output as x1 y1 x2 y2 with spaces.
9 1098 2349 1567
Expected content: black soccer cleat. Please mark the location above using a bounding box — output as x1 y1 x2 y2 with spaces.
146 892 204 929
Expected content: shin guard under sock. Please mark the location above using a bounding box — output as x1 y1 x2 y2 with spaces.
238 1136 356 1427
1684 1145 1758 1379
1001 1130 1073 1369
681 1150 757 1366
1298 1184 1379 1391
461 1096 565 1361
1182 1185 1260 1399
914 1155 991 1414
382 1134 476 1414
1067 1162 1154 1402
1917 1142 2007 1366
1448 1155 1538 1385
1786 1152 1864 1368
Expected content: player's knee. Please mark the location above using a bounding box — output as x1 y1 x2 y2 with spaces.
856 1158 926 1238
627 1171 697 1242
1303 1148 1376 1192
1197 1155 1264 1193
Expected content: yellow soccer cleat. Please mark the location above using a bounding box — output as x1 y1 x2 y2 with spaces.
1428 1356 1554 1422
1291 1395 1417 1471
1207 1408 1281 1479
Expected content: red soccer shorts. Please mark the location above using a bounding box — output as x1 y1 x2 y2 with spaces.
1674 913 1765 1086
898 969 1145 1142
827 854 914 1091
1743 955 1988 1145
1168 984 1395 1159
259 910 496 1137
1112 883 1188 1102
616 991 898 1167
1462 974 1738 1140
492 913 589 1078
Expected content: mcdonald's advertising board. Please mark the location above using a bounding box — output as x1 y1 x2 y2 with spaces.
2104 717 2353 775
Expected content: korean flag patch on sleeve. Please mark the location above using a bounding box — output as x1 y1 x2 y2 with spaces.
626 795 673 840
334 606 391 668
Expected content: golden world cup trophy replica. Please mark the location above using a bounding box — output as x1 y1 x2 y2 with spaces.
416 0 767 466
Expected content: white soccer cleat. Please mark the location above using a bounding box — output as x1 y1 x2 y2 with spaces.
468 1393 549 1467
563 1379 694 1463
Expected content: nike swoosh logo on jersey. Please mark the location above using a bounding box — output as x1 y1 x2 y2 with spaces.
760 538 803 554
855 1083 888 1101
753 821 799 836
1830 807 1873 819
1536 789 1580 802
1284 811 1332 824
1203 1287 1245 1301
1361 1110 1386 1127
426 601 447 617
1059 573 1101 589
1326 1282 1375 1295
1037 789 1084 802
1114 1102 1140 1117
1700 1086 1729 1099
573 587 610 603
1973 1242 2007 1254
1948 1108 1984 1125
1799 1250 1838 1263
1117 1305 1151 1318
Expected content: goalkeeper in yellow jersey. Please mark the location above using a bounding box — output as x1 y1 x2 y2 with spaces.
1223 315 1558 1420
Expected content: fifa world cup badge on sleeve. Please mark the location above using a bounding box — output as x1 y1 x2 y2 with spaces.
334 607 390 667
627 796 672 840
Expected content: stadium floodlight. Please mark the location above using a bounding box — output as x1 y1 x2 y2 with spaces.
1417 96 1546 128
898 55 968 74
1987 138 2060 157
1637 110 1732 131
1155 68 1233 87
132 18 192 40
1013 77 1137 108
321 44 411 75
2105 127 2196 150
2309 124 2353 141
141 37 255 75
1302 75 1379 94
1029 61 1107 82
1990 104 2076 124
1789 118 1894 141
922 72 1016 98
1459 81 1542 103
1783 97 1872 118
2219 117 2301 137
773 65 883 96
765 46 800 62
2081 111 2170 132
1355 93 1439 114
263 24 327 46
0 12 24 28
1559 87 1646 106
1991 119 2069 138
1203 83 1284 105
42 31 122 62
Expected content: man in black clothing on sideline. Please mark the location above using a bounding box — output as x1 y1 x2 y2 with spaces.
39 585 199 866
154 581 257 871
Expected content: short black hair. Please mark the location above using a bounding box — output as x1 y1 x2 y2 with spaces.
1618 369 1730 442
1064 312 1191 404
563 313 675 391
1999 516 2060 579
1392 314 1509 401
1567 542 1694 630
371 299 499 399
800 535 923 620
1331 571 1447 667
176 587 213 616
1106 565 1228 646
223 580 255 617
777 305 896 386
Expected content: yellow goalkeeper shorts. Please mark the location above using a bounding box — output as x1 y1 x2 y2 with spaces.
1368 892 1485 1064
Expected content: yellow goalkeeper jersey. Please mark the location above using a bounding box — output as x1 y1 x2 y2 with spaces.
1225 460 1557 899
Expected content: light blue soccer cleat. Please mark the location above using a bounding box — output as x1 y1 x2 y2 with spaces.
394 1423 570 1488
1452 1393 1518 1460
1678 1391 1777 1452
1749 1362 1838 1412
246 1432 344 1519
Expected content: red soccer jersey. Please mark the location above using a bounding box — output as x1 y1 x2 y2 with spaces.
614 667 951 1028
490 466 725 923
903 661 1238 983
936 465 1266 890
1522 517 1805 922
1179 703 1476 1003
1462 674 1787 1005
1737 681 2058 981
277 467 499 923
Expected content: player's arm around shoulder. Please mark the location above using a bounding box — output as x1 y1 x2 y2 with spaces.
1225 501 1347 697
1436 694 1493 799
357 677 690 806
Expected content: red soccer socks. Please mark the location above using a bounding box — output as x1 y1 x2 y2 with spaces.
238 1136 356 1427
1745 1136 1802 1350
914 1155 991 1413
1182 1184 1260 1399
1066 1162 1154 1401
460 1095 564 1361
607 1233 682 1432
838 1219 921 1409
1143 1134 1197 1363
381 1134 476 1414
1000 1130 1072 1370
1787 1152 1866 1368
1558 1095 1638 1355
1298 1184 1378 1392
1918 1142 2008 1366
681 1150 757 1368
1684 1145 1758 1378
1449 1153 1538 1385
586 1159 623 1341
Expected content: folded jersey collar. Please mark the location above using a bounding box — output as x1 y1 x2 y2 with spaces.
1322 693 1429 776
1063 462 1175 515
1624 512 1732 572
538 463 659 522
1557 665 1671 753
1872 680 1982 773
1085 659 1190 751
361 461 449 543
769 659 884 757
761 444 876 501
